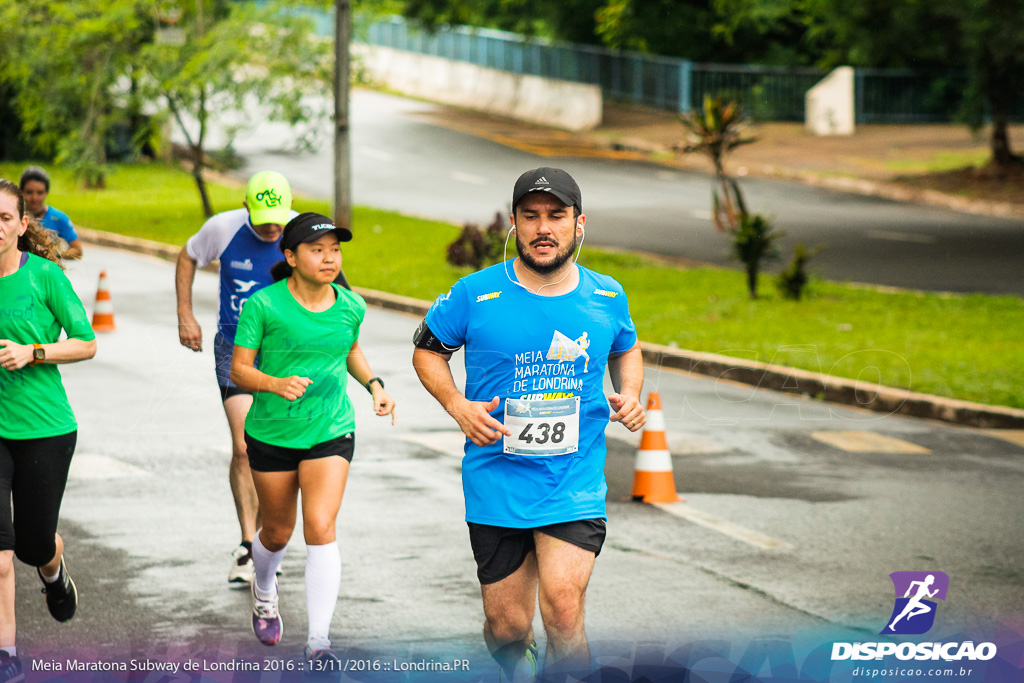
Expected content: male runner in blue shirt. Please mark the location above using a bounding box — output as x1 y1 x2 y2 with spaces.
19 167 83 259
413 167 647 679
175 171 298 586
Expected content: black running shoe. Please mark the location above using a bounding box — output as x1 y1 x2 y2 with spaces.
38 557 78 622
0 652 23 683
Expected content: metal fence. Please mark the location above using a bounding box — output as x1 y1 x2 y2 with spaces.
362 19 693 111
854 69 969 123
348 14 1015 123
362 18 835 120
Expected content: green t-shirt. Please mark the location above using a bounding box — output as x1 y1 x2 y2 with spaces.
234 280 367 449
0 253 96 439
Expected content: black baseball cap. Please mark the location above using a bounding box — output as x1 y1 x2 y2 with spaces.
279 212 352 252
511 167 582 214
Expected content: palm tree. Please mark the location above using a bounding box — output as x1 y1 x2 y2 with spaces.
678 95 757 232
679 96 781 298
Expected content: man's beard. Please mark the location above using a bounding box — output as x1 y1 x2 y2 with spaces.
515 232 578 275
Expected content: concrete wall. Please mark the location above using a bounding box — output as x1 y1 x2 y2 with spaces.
805 66 855 136
354 44 603 131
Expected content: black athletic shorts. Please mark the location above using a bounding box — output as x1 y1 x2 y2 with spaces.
467 519 607 585
214 332 253 401
245 432 354 473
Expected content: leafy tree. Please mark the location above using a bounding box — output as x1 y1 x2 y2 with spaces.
0 0 341 210
802 0 1023 170
0 0 151 187
956 0 1024 169
397 0 816 64
0 82 34 161
710 0 819 65
139 1 334 217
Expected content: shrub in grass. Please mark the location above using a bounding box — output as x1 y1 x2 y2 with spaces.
777 243 823 300
446 212 506 270
731 213 781 299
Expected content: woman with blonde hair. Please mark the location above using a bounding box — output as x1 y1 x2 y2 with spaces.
0 178 96 681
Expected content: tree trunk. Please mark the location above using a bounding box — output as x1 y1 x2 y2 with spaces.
990 108 1015 169
747 263 759 299
984 51 1017 171
192 147 213 218
194 87 213 218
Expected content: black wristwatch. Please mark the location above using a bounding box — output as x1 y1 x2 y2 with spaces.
30 343 45 367
365 377 384 393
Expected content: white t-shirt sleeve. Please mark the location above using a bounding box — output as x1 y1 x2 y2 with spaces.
185 208 250 268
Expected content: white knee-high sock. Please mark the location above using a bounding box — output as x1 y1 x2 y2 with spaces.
305 542 341 645
252 532 286 599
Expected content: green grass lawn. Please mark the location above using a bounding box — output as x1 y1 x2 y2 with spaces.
883 150 990 175
4 162 1021 409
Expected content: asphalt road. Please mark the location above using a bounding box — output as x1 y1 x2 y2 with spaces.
220 90 1024 296
12 246 1023 681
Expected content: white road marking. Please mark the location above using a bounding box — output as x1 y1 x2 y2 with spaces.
983 429 1024 449
652 501 794 550
866 230 936 244
361 147 394 162
810 431 932 454
69 454 148 480
451 171 488 185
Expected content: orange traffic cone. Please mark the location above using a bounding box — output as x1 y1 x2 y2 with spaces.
631 392 681 503
91 270 116 332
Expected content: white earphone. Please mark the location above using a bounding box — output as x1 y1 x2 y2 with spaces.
502 216 586 295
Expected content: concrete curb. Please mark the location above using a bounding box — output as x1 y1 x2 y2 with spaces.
79 228 1024 430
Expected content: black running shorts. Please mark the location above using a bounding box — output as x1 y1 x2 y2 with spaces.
467 519 607 585
214 332 253 401
245 432 354 473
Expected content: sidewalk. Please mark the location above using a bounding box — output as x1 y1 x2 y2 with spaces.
412 98 1024 220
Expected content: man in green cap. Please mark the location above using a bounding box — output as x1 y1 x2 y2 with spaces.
174 171 303 585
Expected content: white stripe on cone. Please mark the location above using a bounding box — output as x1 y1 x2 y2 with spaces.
635 449 673 472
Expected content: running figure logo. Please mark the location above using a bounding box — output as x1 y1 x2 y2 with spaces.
575 332 590 373
546 330 591 373
880 571 949 635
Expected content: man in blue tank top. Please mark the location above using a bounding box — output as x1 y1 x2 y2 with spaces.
413 167 647 679
175 171 298 586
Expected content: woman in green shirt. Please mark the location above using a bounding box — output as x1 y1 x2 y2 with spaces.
230 212 395 664
0 178 96 676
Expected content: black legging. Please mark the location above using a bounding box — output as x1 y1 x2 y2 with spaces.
0 432 76 566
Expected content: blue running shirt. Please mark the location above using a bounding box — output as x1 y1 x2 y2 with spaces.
39 206 78 244
426 261 637 527
185 207 298 342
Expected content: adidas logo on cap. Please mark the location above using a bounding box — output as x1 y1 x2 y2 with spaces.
535 177 548 184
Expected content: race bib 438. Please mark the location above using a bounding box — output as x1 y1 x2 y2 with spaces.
503 397 580 457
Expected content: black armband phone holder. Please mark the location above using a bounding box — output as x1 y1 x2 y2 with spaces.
412 318 461 353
